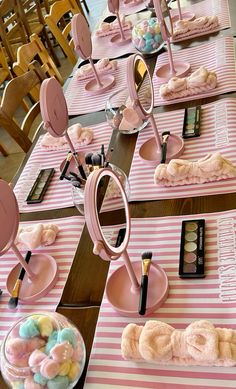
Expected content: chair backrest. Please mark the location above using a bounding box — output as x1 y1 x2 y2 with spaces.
44 0 82 65
16 0 45 38
0 69 45 152
0 0 28 64
13 33 63 101
0 42 13 86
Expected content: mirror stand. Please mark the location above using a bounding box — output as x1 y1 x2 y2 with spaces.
84 57 116 95
110 11 132 46
171 0 195 23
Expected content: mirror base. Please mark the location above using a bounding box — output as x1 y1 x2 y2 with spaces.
110 31 132 46
171 10 195 23
85 75 116 95
156 61 191 82
139 135 184 166
123 0 143 6
6 254 58 303
106 261 169 317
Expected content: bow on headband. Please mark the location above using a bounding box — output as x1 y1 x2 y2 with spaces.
121 320 236 367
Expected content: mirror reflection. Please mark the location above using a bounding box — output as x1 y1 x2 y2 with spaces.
134 58 153 114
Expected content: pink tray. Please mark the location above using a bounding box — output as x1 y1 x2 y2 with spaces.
84 210 236 388
0 215 84 341
129 98 236 201
153 36 236 106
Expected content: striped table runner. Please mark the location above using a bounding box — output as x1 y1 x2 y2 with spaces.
85 209 236 388
153 36 236 106
0 215 84 341
65 58 129 116
129 97 236 201
14 121 114 213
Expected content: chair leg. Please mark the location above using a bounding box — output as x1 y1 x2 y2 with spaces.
81 0 89 13
0 143 8 156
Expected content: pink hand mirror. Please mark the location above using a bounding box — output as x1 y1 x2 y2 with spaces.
170 0 195 23
153 0 191 81
108 0 132 45
127 54 184 165
84 168 169 316
0 180 58 303
40 77 87 180
71 13 115 95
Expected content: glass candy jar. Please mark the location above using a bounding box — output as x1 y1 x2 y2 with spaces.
1 312 86 389
132 17 164 55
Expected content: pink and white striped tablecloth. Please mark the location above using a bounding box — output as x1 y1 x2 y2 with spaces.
153 36 236 106
85 209 236 388
0 215 84 341
129 97 236 201
14 121 113 213
65 57 129 116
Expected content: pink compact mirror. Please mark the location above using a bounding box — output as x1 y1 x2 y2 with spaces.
0 180 58 303
71 13 115 95
84 168 169 316
40 77 87 180
171 0 195 23
153 0 191 81
127 54 184 165
107 0 132 45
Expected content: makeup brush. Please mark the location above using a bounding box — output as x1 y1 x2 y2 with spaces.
160 131 170 164
85 152 93 172
59 151 72 180
101 144 105 167
105 148 114 167
8 251 32 309
138 251 152 316
73 152 87 180
91 153 102 169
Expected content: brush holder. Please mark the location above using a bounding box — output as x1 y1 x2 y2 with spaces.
105 87 149 134
1 312 86 389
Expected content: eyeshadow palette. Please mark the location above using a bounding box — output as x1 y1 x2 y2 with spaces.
26 168 55 204
182 106 201 139
179 219 205 278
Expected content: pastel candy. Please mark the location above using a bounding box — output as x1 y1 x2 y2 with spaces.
40 357 60 379
68 361 80 382
33 372 48 386
6 338 28 357
24 376 43 389
11 381 24 389
57 328 77 347
26 338 46 353
7 352 30 368
72 344 83 362
47 375 69 389
58 360 71 376
49 331 58 342
38 316 54 337
28 350 48 373
50 341 74 363
132 18 163 53
19 319 40 338
45 340 57 355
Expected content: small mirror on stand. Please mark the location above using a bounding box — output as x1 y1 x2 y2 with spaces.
0 180 58 302
153 0 191 81
84 168 169 316
127 54 184 165
40 77 87 181
108 0 132 45
71 13 116 95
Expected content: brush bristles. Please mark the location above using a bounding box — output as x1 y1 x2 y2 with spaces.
141 251 152 260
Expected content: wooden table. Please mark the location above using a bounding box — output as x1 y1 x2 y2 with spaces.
1 1 236 387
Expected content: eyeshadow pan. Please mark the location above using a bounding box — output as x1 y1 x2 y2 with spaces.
185 222 198 232
184 242 197 252
185 232 197 241
184 252 196 263
183 263 196 273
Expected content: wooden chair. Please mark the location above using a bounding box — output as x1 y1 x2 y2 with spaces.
13 33 63 101
44 0 83 65
0 42 13 87
0 69 46 153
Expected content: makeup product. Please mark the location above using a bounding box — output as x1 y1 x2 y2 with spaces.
26 168 55 204
182 106 201 139
73 152 87 180
115 228 126 247
105 148 114 167
85 152 93 172
8 251 32 309
91 153 102 169
179 219 205 278
59 151 72 180
139 251 152 315
101 144 105 167
160 131 170 163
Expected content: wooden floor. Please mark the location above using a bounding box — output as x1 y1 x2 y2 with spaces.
0 0 106 183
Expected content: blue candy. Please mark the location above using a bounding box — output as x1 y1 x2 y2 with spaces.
47 376 69 389
45 339 57 354
144 32 153 40
19 318 40 338
57 328 77 347
48 330 58 342
154 34 162 43
34 373 48 386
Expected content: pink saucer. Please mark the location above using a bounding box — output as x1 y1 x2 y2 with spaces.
139 134 184 166
156 61 191 82
171 10 195 23
106 261 168 316
123 0 143 6
85 74 115 95
7 253 58 303
110 30 132 46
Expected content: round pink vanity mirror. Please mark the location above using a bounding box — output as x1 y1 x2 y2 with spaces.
40 77 87 180
107 0 132 45
84 168 169 316
153 0 191 81
71 13 115 95
127 53 184 165
0 180 58 303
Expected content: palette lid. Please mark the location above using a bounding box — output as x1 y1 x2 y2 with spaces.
40 78 68 138
0 180 19 255
71 14 92 60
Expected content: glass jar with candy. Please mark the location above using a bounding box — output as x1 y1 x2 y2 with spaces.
132 17 164 55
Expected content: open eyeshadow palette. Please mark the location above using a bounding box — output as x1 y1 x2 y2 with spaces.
84 208 236 388
153 36 236 106
65 57 129 116
128 98 236 201
0 215 84 341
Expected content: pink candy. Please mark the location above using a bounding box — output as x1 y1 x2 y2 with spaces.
40 357 60 379
50 341 74 363
28 350 48 373
24 376 43 389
